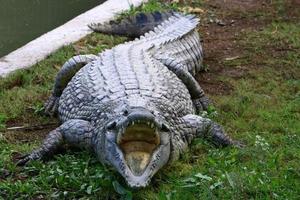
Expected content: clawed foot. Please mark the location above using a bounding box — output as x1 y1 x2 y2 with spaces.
193 96 211 112
15 150 42 166
44 94 60 116
15 154 31 166
15 153 36 166
232 140 246 148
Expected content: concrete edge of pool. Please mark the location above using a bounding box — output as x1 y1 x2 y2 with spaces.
0 0 147 77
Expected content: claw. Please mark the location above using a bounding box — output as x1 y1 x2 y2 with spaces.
192 98 204 113
199 96 211 111
193 96 211 113
44 94 60 116
15 150 44 166
16 153 29 160
232 140 245 148
15 154 31 166
50 99 59 114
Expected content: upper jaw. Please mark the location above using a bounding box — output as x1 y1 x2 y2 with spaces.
116 119 160 147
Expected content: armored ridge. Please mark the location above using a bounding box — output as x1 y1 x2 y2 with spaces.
18 12 241 188
89 11 175 37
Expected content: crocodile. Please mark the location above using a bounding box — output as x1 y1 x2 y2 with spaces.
17 12 241 187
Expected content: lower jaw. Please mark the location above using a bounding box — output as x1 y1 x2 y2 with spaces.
121 141 157 176
113 144 164 187
106 133 170 187
125 151 149 172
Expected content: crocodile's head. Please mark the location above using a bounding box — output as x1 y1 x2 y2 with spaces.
98 107 171 187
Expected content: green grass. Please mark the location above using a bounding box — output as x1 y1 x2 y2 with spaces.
115 0 179 21
0 0 299 199
0 34 127 130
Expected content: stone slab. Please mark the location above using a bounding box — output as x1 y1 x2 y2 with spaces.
0 0 147 77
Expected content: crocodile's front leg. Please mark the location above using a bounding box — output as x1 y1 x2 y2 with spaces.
16 119 93 165
159 58 210 112
45 54 98 115
182 114 243 147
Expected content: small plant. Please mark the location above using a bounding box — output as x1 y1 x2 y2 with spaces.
199 105 218 119
182 172 213 187
116 0 179 21
29 103 44 115
0 114 7 129
112 181 133 200
254 135 270 151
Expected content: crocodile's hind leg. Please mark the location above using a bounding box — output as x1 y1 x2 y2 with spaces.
160 58 210 112
182 114 243 147
16 119 93 165
45 54 98 116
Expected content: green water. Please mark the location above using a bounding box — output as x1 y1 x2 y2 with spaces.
0 0 104 57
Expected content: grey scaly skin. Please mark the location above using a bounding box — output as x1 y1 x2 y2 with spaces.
89 11 175 38
17 12 242 188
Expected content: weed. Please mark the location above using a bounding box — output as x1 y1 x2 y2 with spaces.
0 114 6 129
116 0 179 21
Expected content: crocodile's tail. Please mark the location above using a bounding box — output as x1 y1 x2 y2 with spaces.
88 11 175 38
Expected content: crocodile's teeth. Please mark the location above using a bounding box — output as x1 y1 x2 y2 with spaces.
150 123 154 129
117 134 121 144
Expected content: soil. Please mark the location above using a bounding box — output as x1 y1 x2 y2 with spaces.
196 0 299 95
196 0 266 95
4 128 54 144
3 119 58 144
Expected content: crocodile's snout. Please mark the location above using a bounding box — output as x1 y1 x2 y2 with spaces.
117 107 160 176
102 107 171 187
126 107 155 122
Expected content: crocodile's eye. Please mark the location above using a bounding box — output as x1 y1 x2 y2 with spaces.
161 123 170 132
123 109 129 116
106 121 116 130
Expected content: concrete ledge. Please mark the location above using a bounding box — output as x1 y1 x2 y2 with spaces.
0 0 147 77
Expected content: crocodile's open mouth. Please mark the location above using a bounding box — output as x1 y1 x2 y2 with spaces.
117 121 160 176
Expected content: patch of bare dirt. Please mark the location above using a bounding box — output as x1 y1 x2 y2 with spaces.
285 0 300 20
3 123 58 144
196 0 274 95
207 0 262 10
